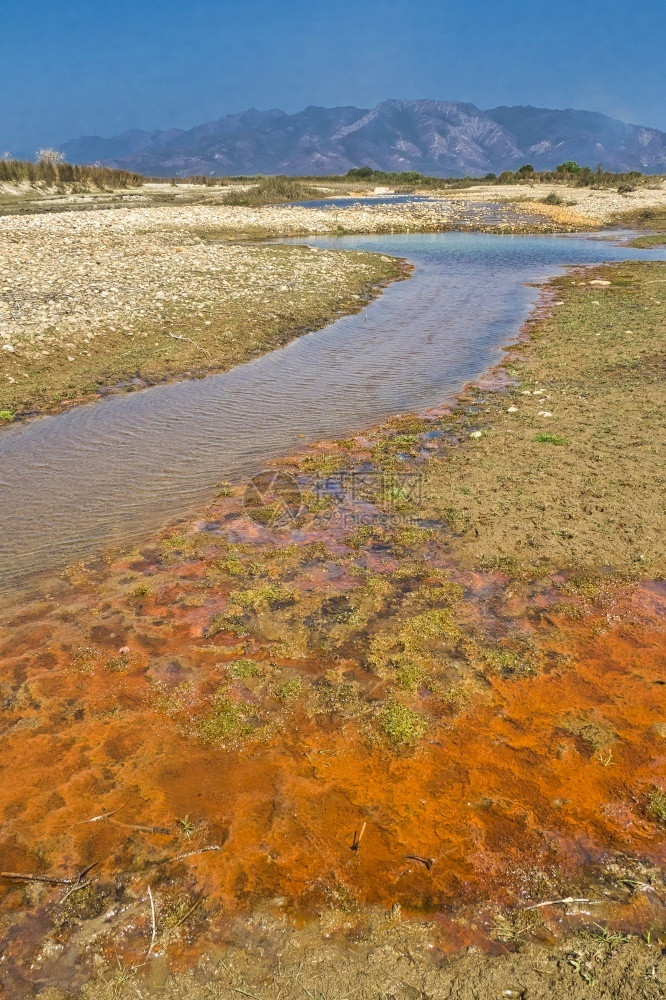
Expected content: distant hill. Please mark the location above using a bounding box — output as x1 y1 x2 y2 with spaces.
58 99 666 177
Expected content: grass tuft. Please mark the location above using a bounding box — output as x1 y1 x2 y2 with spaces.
534 432 569 445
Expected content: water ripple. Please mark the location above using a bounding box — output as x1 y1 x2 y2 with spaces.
0 231 663 588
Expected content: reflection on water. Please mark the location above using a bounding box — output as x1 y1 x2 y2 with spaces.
0 232 663 588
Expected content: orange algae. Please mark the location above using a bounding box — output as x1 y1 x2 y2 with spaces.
0 528 665 988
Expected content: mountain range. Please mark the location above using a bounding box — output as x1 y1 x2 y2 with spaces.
58 99 666 177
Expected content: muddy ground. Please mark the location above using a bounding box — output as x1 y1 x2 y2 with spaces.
0 262 664 997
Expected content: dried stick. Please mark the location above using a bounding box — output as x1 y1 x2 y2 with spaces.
153 844 221 865
1 872 78 886
404 855 435 870
108 819 171 836
231 988 263 1000
61 880 92 904
172 893 204 930
119 844 222 878
350 822 366 851
523 897 602 910
147 886 157 957
76 805 125 825
167 332 212 357
1 862 97 887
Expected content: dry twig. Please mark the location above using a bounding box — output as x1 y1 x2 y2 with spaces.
523 897 602 910
172 893 205 930
350 822 366 852
147 885 157 957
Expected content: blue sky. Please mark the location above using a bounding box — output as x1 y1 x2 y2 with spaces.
2 0 665 154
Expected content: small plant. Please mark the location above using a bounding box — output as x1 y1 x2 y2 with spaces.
541 192 565 206
71 645 101 673
103 957 137 993
214 554 246 577
229 583 295 612
562 715 616 755
206 613 248 638
300 489 335 514
381 703 427 745
647 787 666 823
481 645 536 678
227 658 262 680
129 583 150 599
161 533 189 552
179 815 195 837
395 658 424 691
106 653 130 672
567 957 596 986
198 693 253 742
276 678 302 701
534 432 569 445
491 907 541 942
0 410 14 422
590 923 630 951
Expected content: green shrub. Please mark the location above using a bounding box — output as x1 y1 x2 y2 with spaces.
198 694 253 742
541 192 565 206
227 658 262 679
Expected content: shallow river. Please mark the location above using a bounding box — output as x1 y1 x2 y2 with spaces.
0 231 663 590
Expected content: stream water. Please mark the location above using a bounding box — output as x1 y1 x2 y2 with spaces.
0 231 663 590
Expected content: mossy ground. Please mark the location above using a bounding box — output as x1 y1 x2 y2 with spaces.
419 262 666 577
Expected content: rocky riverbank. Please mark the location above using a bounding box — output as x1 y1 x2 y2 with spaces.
444 178 666 224
4 182 666 419
0 194 588 419
0 214 405 418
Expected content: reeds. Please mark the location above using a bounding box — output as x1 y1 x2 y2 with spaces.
0 155 143 189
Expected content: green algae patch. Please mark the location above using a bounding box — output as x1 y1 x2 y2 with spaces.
381 703 428 746
197 692 256 743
